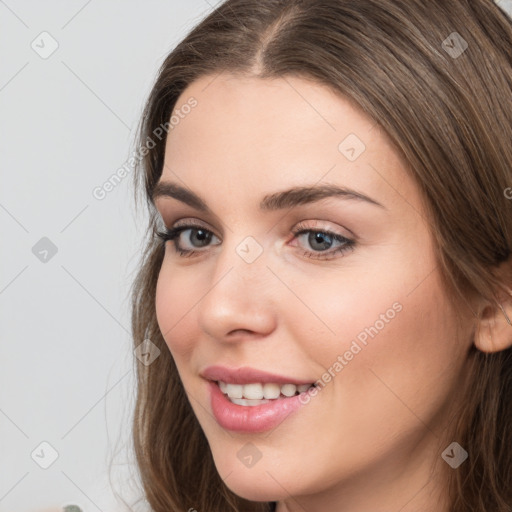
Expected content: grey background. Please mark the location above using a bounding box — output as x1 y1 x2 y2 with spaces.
0 2 221 511
2 1 511 512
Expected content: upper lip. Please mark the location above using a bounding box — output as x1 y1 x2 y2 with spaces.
200 365 315 385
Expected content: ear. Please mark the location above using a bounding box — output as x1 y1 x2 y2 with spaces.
473 262 512 354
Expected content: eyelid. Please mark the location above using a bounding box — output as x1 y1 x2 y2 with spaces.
292 219 356 241
166 217 354 240
169 216 216 229
157 208 224 235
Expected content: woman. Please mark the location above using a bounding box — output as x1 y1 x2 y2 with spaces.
129 1 512 510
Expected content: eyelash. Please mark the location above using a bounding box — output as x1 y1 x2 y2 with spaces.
156 220 355 261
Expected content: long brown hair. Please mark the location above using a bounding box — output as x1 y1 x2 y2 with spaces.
129 1 512 510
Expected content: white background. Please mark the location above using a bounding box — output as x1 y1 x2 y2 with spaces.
0 1 221 511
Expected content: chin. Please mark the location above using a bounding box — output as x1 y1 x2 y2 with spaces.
211 450 295 502
223 475 288 503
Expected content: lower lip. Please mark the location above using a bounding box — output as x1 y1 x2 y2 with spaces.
208 380 315 433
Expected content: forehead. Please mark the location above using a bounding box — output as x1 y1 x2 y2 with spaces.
161 72 424 220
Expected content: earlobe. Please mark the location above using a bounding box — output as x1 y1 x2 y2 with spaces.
473 291 512 353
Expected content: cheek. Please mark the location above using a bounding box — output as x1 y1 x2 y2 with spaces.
280 261 411 369
155 263 195 358
298 236 444 364
292 245 463 409
323 270 463 431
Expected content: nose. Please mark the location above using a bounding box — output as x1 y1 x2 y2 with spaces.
196 237 278 342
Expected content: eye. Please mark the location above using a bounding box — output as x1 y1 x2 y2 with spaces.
156 220 355 260
156 220 220 257
290 221 355 260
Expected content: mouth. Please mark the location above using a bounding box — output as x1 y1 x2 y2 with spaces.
207 379 319 433
216 380 318 406
201 365 320 431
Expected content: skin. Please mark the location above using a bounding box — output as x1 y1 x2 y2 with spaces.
153 72 491 512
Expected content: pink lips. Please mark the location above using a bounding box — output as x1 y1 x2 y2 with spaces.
201 365 318 432
200 364 315 385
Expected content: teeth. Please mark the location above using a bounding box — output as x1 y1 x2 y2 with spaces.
230 397 272 406
263 383 281 399
243 383 263 399
218 380 314 400
225 383 243 399
281 384 297 397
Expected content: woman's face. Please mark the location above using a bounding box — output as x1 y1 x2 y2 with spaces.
154 72 474 511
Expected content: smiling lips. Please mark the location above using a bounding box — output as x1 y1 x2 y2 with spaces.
201 365 319 432
218 380 315 405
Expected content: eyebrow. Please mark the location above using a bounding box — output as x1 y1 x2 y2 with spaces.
152 181 386 213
